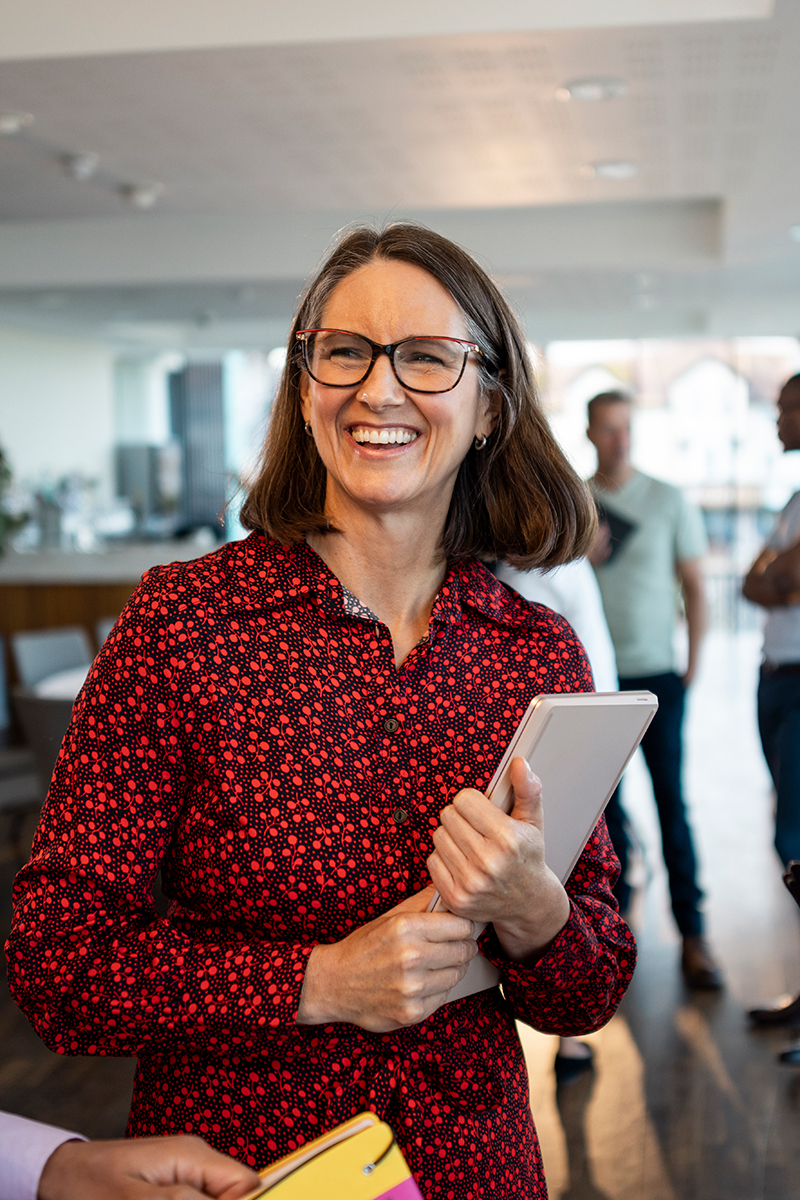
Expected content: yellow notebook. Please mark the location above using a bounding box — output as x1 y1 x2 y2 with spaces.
240 1111 423 1199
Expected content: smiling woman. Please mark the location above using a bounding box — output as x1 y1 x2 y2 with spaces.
8 223 633 1200
239 223 596 568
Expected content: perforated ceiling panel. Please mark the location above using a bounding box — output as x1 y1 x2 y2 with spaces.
0 1 798 341
0 19 787 219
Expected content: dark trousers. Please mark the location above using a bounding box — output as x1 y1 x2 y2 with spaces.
604 671 704 937
757 669 800 867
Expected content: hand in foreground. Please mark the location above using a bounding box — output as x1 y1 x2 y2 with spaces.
296 886 477 1032
38 1135 261 1200
427 757 571 964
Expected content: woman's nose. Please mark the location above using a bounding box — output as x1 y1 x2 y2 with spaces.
359 351 406 406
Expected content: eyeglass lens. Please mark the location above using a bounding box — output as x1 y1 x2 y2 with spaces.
304 331 469 392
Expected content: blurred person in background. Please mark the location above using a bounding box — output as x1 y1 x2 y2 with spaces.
0 1111 259 1200
743 374 800 1030
497 556 618 1083
586 391 722 990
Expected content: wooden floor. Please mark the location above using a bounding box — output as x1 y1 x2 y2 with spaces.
522 630 800 1200
0 629 798 1197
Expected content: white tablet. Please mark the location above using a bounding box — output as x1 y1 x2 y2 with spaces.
431 690 658 1004
484 690 658 884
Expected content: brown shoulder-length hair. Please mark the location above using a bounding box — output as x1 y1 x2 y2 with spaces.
239 222 596 569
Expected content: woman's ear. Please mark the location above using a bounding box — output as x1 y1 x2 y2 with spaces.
477 381 503 440
299 371 311 423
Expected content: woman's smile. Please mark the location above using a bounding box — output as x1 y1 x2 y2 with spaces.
348 424 420 447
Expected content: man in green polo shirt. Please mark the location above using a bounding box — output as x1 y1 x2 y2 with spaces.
587 390 722 989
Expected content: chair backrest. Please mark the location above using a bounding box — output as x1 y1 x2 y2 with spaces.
95 616 117 647
0 634 10 738
11 626 93 689
12 689 75 793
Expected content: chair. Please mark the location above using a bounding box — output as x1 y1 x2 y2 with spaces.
95 616 118 647
12 689 75 797
11 626 93 689
0 635 41 856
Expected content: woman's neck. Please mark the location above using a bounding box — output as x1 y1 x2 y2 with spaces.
306 509 447 668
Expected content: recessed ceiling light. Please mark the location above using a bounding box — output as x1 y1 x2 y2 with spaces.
581 160 639 181
556 77 628 103
62 152 100 181
0 111 34 135
119 182 164 209
789 226 800 242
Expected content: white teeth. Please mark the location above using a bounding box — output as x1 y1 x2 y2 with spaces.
350 427 418 445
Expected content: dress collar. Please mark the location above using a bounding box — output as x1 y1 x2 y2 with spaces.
229 533 548 632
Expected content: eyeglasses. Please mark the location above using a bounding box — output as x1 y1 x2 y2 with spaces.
296 328 481 394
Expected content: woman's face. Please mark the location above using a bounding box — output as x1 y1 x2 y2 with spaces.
300 258 498 527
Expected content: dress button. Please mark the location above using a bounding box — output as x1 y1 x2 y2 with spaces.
393 807 409 825
383 717 399 733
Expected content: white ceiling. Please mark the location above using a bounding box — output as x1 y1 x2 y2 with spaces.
0 1 776 60
0 0 798 348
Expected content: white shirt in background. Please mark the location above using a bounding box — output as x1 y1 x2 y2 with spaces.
495 559 619 693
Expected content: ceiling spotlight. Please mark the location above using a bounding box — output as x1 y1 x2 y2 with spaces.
556 77 628 103
581 160 639 181
0 111 34 135
789 226 800 242
62 152 99 181
119 182 164 209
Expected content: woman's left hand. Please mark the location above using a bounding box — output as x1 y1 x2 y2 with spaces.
427 757 571 963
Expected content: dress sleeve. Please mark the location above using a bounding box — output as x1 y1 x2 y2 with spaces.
474 610 634 1034
478 815 636 1034
6 576 314 1059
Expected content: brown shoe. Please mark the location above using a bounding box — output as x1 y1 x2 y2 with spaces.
748 992 800 1027
681 935 724 990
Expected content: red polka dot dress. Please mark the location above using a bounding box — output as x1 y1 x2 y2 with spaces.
7 534 636 1198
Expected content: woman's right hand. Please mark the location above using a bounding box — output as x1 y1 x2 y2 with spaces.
296 886 478 1032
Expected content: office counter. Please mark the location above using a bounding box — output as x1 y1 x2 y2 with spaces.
0 541 212 664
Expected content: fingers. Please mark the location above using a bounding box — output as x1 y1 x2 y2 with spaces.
427 840 494 920
426 848 458 909
508 758 543 826
37 1139 262 1200
427 760 547 921
392 884 438 912
420 933 478 970
169 1140 261 1199
140 1186 214 1200
387 889 475 941
421 913 476 942
438 764 542 836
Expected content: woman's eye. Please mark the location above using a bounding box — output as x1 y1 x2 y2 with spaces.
407 351 444 367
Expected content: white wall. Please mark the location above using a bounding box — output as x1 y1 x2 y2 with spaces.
114 354 182 446
0 325 116 499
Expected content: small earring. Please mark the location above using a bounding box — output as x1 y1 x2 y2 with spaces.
304 421 313 437
474 434 488 450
